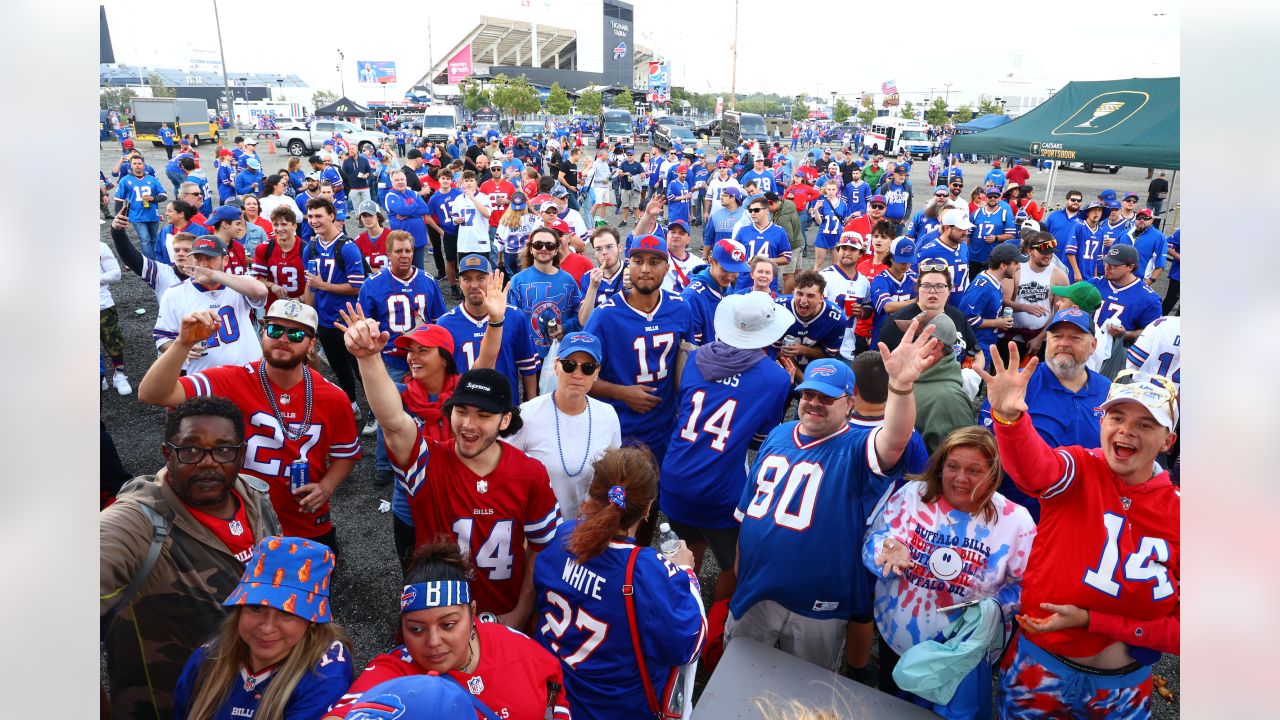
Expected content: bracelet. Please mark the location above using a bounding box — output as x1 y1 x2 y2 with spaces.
887 384 913 396
486 318 505 329
989 409 1021 426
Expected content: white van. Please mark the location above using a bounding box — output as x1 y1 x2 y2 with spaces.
866 117 934 158
406 105 460 144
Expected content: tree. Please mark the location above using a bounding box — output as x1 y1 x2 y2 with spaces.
953 105 974 123
489 74 540 117
100 87 137 114
611 91 633 109
546 83 572 116
312 90 339 108
577 89 602 116
856 94 876 125
977 95 1002 116
460 81 492 113
147 73 174 98
834 98 854 124
924 97 949 126
899 100 916 120
791 95 809 121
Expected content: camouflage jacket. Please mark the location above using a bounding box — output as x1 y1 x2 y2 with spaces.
100 470 281 720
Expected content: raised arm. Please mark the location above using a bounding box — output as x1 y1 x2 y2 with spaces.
875 316 941 469
336 303 418 465
976 342 1074 496
108 213 144 275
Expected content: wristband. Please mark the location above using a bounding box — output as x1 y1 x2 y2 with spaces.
486 318 505 329
989 409 1021 426
887 384 913 396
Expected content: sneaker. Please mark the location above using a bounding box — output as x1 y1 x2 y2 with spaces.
112 371 133 396
101 375 109 392
375 468 394 485
362 416 379 436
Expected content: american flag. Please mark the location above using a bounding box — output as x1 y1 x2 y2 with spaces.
882 80 898 94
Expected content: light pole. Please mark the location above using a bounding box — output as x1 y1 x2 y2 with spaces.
730 0 739 111
830 91 837 119
943 83 953 105
212 0 234 123
336 50 346 97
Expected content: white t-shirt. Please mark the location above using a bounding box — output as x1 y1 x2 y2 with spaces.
259 194 304 223
662 250 704 293
450 193 492 253
100 243 120 310
559 208 589 238
706 175 742 204
507 392 622 517
154 280 266 373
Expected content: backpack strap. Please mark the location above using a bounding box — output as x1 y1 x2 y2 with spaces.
623 546 663 716
101 503 169 636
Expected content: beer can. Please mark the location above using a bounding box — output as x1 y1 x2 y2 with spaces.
289 460 309 491
306 258 321 277
1001 307 1014 319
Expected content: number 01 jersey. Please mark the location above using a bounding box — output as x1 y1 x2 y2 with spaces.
732 422 900 621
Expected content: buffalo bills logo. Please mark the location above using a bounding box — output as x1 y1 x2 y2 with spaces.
718 240 746 262
637 235 664 252
347 696 407 720
1061 307 1087 319
613 42 627 60
809 364 838 377
400 585 417 611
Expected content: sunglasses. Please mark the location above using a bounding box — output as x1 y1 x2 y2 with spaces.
558 358 600 375
265 323 312 343
1123 197 1138 202
530 241 559 251
919 261 949 273
1067 197 1082 202
799 389 842 405
1031 240 1058 251
165 442 245 464
870 203 886 208
747 207 766 213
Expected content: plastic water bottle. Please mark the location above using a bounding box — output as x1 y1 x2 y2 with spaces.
657 522 681 559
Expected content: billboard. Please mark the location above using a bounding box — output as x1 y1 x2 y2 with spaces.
357 60 397 85
602 12 633 85
447 45 473 85
647 61 669 105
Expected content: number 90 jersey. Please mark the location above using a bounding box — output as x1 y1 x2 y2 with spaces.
732 422 899 622
180 361 360 538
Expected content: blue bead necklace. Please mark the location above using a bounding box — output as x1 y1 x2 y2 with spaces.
552 390 592 478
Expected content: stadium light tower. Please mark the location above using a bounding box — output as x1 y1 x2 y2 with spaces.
212 0 234 121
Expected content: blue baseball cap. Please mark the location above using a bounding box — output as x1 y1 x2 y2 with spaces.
557 332 603 362
344 675 494 720
322 139 334 146
934 185 949 196
1099 189 1117 203
208 205 243 226
548 184 569 198
667 219 691 234
712 239 750 273
795 359 856 399
1047 306 1094 334
985 186 1003 196
1105 199 1122 210
246 157 262 171
890 237 916 264
457 253 493 275
629 234 669 259
508 192 528 211
721 186 744 201
223 537 336 623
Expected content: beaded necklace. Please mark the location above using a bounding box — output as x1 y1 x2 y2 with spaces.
552 390 592 478
257 361 313 440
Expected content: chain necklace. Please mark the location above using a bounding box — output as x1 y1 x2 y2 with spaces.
552 390 592 478
258 360 313 440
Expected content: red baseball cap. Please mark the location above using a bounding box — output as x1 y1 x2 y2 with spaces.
393 324 455 354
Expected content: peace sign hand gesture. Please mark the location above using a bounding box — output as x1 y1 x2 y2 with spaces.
975 341 1038 421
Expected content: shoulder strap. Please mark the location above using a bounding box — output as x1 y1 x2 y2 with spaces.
100 503 169 636
623 546 663 715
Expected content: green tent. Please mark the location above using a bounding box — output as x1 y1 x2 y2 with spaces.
950 77 1179 170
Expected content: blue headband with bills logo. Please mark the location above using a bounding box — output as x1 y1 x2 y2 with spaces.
401 581 471 612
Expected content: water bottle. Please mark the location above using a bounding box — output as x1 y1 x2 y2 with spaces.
657 522 681 559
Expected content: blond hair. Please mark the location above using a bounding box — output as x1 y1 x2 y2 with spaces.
914 426 1002 523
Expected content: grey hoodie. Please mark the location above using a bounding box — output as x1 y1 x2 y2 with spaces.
694 341 768 381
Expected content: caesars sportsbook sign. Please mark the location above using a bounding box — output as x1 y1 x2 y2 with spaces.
1028 90 1150 160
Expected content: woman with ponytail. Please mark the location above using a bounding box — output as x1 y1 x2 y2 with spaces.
533 446 708 720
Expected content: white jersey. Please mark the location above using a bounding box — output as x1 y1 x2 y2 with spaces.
450 192 492 253
1012 261 1055 330
706 175 743 204
819 264 870 359
559 208 589 238
1126 315 1181 389
140 257 188 302
154 280 265 373
662 250 705 293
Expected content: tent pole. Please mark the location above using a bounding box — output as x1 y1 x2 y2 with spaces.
1167 170 1178 230
1044 160 1058 208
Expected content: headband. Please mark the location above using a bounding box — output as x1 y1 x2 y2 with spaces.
401 581 470 613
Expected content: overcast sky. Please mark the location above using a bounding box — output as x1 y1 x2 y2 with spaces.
102 0 1179 105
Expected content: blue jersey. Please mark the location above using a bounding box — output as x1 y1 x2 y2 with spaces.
1167 229 1180 281
688 165 710 193
158 127 175 146
583 291 693 459
740 169 776 194
703 206 745 247
508 267 583 357
968 202 1016 263
813 197 850 244
385 189 431 248
1098 219 1130 261
320 164 346 203
849 416 929 480
680 272 729 346
841 180 871 217
115 174 165 223
1089 277 1162 332
1116 226 1167 280
732 422 901 620
578 266 625 310
666 179 691 223
870 270 916 346
957 270 1005 349
984 168 1006 188
661 351 790 529
188 174 212 216
906 209 939 240
234 169 264 197
731 223 792 292
436 304 540 395
357 267 446 363
772 296 845 369
879 181 912 221
302 235 367 325
914 235 970 296
173 640 353 720
427 188 463 234
216 163 236 202
533 521 705 720
1076 222 1106 279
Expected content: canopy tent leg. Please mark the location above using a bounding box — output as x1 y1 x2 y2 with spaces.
1043 160 1058 208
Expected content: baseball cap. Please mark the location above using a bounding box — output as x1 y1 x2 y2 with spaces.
245 137 259 145
992 161 1001 167
1105 199 1122 210
304 171 321 181
985 187 1002 197
675 165 688 174
1051 281 1103 312
537 200 558 213
223 536 335 623
827 162 840 170
393 323 455 354
265 298 319 332
208 205 243 226
713 292 796 350
218 148 233 157
934 186 949 196
344 675 493 720
629 234 669 259
1102 244 1139 266
625 148 635 155
712 238 751 273
427 157 441 167
1085 200 1106 212
925 312 959 348
941 208 975 230
990 243 1029 264
508 192 528 211
548 184 569 198
1020 218 1042 233
457 253 494 276
122 139 135 150
557 332 603 363
1123 191 1140 200
444 368 515 415
1098 370 1179 432
667 219 691 235
893 164 907 173
1047 306 1095 335
721 186 745 202
322 139 334 146
357 200 381 217
190 236 227 257
869 194 887 207
836 231 866 250
890 237 916 263
795 359 856 398
1136 207 1154 218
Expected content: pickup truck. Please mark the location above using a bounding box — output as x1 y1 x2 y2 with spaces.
276 119 389 156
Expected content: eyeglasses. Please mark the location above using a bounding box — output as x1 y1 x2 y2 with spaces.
558 358 600 375
184 190 203 196
799 389 842 405
747 207 765 213
264 323 312 343
165 442 244 464
530 241 559 251
919 282 949 293
541 208 559 214
918 261 949 273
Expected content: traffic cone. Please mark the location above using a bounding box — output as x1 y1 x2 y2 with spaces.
267 136 276 154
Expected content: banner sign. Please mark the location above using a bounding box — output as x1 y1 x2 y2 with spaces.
357 61 397 85
447 45 473 85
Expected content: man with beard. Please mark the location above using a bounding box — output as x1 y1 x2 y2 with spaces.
979 307 1110 522
101 397 281 720
774 270 846 376
139 299 358 547
1007 231 1070 357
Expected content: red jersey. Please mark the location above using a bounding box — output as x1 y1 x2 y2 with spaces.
479 179 516 228
559 252 595 284
522 180 539 199
995 414 1180 657
1005 164 1030 187
355 228 391 274
784 182 821 212
180 361 361 538
394 437 562 615
224 239 249 276
844 215 882 240
796 165 820 183
183 489 256 563
251 238 307 298
502 134 518 150
329 623 570 720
